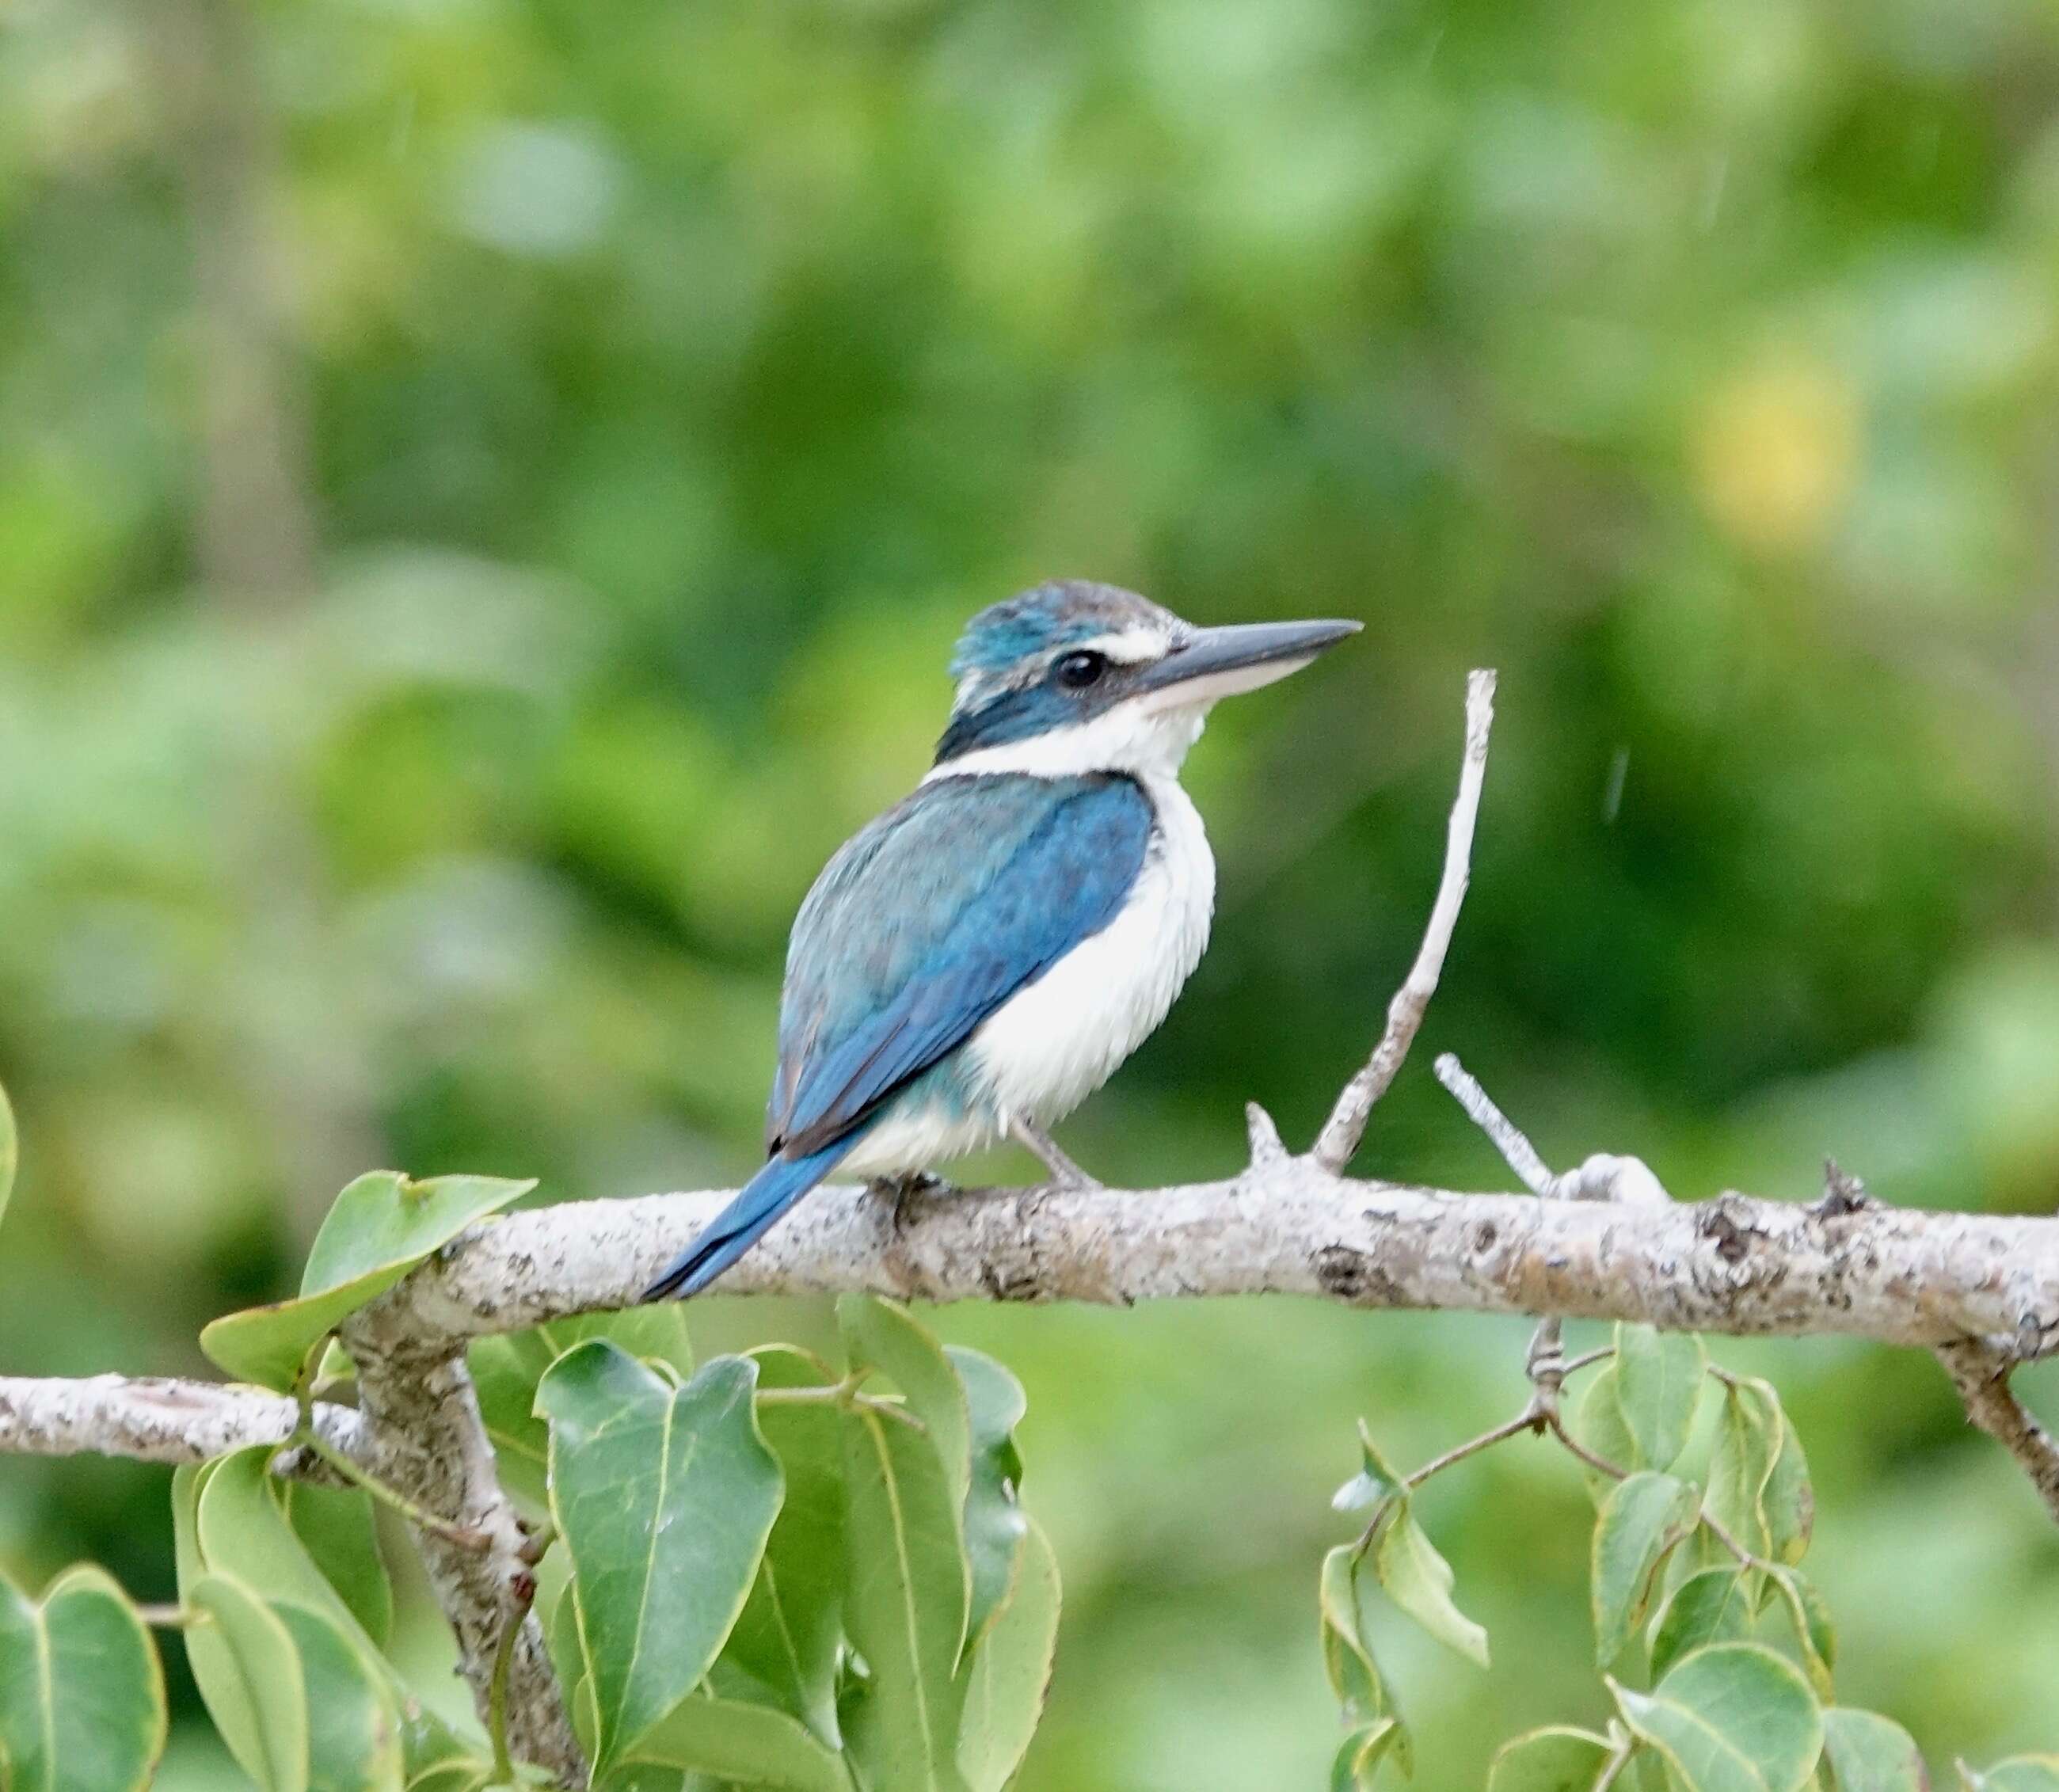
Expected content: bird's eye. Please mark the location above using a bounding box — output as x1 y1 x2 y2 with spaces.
1054 651 1109 691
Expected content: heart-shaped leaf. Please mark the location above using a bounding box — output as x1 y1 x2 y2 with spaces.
472 1305 695 1512
539 1343 782 1773
0 1565 166 1792
841 1402 970 1792
1615 1326 1707 1472
630 1694 846 1792
1821 1709 1926 1790
950 1345 1030 1649
1651 1570 1755 1683
204 1173 534 1391
957 1517 1060 1792
1612 1642 1823 1792
1486 1727 1619 1792
1593 1472 1699 1668
1373 1505 1490 1668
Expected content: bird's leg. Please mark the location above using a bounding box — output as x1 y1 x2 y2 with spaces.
1008 1117 1102 1191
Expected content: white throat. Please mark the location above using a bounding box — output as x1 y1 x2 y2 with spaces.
923 698 1212 784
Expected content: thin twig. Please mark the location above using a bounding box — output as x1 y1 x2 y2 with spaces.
1433 1052 1554 1196
1935 1338 2059 1524
1312 669 1495 1170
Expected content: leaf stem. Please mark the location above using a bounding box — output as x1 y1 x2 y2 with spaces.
1406 1412 1541 1490
295 1426 494 1554
1543 1412 1629 1484
487 1563 544 1790
1592 1730 1637 1790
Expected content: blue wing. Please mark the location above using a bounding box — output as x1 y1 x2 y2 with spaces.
642 771 1153 1302
770 771 1155 1158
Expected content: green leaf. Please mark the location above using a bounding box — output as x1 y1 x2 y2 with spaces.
1765 1569 1836 1701
841 1402 971 1792
1706 1382 1783 1566
1372 1505 1490 1668
1651 1571 1756 1683
1573 1368 1643 1499
280 1482 394 1650
723 1348 846 1738
1962 1759 2059 1790
177 1455 470 1782
1612 1643 1825 1792
397 1718 492 1792
545 1585 597 1763
1332 1421 1406 1516
472 1307 695 1513
1319 1547 1389 1725
957 1517 1060 1792
187 1575 310 1792
197 1450 371 1638
1486 1727 1620 1792
1819 1710 1926 1790
1331 1719 1408 1790
0 1565 166 1792
841 1296 972 1502
538 1344 782 1773
1616 1327 1707 1471
1759 1397 1815 1568
1593 1472 1700 1668
273 1602 404 1792
203 1173 534 1391
0 1077 17 1234
949 1345 1030 1649
629 1695 847 1792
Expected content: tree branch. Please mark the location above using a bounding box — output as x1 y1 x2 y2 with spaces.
0 1374 363 1467
339 1315 586 1782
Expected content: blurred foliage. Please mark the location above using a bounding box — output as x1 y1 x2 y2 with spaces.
4 0 2059 1783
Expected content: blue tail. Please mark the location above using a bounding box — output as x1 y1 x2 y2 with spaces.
642 1143 848 1302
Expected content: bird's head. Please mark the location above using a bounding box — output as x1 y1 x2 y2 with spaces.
931 580 1359 779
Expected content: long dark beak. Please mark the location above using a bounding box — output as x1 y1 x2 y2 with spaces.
1134 618 1362 703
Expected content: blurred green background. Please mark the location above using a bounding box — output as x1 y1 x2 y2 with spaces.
5 0 2059 1782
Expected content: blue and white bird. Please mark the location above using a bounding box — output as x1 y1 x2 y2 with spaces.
643 581 1358 1300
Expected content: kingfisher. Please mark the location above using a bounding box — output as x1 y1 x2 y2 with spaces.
644 581 1358 1300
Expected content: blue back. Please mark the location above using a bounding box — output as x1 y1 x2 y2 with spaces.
770 771 1155 1157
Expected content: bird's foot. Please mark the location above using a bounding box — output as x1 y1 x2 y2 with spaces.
1008 1118 1104 1192
869 1170 952 1233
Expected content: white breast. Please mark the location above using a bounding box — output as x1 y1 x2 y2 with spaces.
964 774 1216 1129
